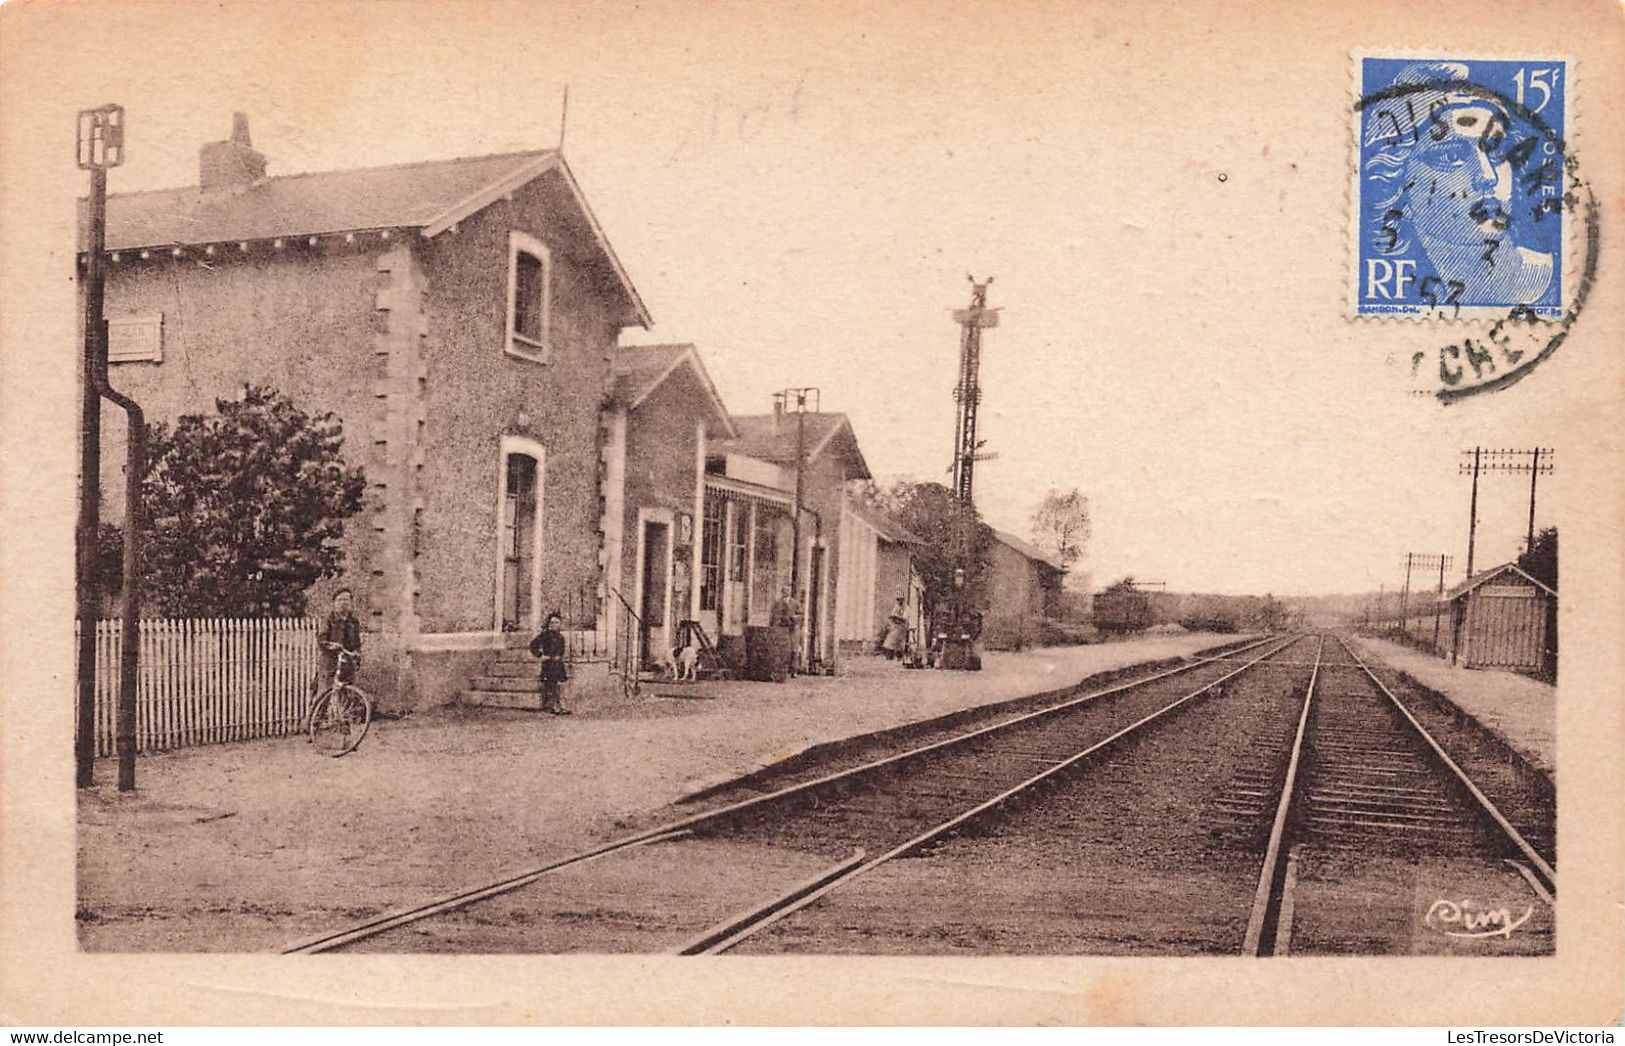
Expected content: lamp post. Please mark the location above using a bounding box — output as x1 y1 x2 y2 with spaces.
75 104 124 789
75 105 145 792
777 386 819 669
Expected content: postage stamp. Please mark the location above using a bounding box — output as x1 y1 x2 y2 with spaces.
1351 54 1571 321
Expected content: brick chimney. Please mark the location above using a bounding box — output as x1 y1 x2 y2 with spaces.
199 112 266 190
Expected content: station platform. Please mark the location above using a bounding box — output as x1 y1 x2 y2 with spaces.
76 631 1242 951
1350 634 1555 778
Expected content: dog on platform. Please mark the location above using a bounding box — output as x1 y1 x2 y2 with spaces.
671 642 700 682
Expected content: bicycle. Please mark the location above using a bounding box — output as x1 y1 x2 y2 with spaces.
308 647 373 757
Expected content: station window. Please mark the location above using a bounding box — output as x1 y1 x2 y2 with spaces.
699 498 724 612
506 231 551 361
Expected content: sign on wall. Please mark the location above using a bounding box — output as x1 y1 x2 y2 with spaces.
108 312 163 363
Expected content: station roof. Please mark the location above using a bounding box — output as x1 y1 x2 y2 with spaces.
720 412 872 482
611 343 737 438
80 148 651 327
989 527 1069 574
844 499 924 545
1446 562 1557 601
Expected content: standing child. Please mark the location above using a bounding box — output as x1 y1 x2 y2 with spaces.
529 612 571 716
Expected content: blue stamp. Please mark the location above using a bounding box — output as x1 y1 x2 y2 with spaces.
1352 54 1570 320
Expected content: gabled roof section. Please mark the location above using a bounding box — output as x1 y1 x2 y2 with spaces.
990 528 1069 574
721 413 872 481
846 499 924 545
1447 562 1557 601
81 148 651 327
611 343 737 439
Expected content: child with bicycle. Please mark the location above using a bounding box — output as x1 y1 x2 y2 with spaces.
306 587 373 754
313 587 362 695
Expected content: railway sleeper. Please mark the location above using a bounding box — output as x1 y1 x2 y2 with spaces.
1307 803 1467 824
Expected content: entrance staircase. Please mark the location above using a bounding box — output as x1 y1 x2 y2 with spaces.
457 586 645 710
460 638 550 710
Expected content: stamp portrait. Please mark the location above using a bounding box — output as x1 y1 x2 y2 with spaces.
1352 55 1570 320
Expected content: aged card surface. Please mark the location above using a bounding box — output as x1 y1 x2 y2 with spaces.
1 0 1621 1027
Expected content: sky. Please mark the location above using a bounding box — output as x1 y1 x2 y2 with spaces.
4 0 1617 597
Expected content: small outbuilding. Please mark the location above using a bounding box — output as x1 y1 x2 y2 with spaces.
983 528 1068 650
1446 562 1556 673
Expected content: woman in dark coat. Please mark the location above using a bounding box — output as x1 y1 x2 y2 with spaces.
529 612 571 715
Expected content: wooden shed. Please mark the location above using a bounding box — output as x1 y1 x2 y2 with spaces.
1447 563 1556 672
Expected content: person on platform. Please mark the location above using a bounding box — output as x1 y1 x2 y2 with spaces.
882 597 909 660
771 585 800 630
529 611 571 716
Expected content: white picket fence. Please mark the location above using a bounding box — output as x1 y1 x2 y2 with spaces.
77 618 320 756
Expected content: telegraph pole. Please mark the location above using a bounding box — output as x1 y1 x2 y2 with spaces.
1402 553 1452 648
1458 447 1554 578
1432 553 1452 650
1400 552 1413 635
1463 447 1482 579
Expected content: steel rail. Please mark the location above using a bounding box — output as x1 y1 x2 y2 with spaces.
1242 635 1324 956
674 634 1314 954
281 829 693 954
671 850 869 955
281 634 1285 953
1335 635 1556 895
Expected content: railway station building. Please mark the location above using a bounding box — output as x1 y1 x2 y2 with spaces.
82 114 653 710
602 343 737 674
82 114 906 709
700 404 874 673
833 501 926 657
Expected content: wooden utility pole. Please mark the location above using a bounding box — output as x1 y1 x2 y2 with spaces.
1402 553 1452 649
1400 552 1413 635
1527 447 1545 552
1463 448 1482 579
1458 447 1555 578
940 277 999 670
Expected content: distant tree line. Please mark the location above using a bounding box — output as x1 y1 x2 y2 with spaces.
1092 580 1289 635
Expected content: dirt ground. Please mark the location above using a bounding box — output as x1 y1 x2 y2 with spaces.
77 632 1234 952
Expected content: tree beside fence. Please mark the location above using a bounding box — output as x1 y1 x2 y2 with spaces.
75 618 319 756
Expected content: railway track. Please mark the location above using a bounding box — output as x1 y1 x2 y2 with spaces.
723 634 1553 956
1247 635 1554 956
282 633 1303 953
284 631 1551 956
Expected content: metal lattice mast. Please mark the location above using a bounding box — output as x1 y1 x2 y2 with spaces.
951 277 998 504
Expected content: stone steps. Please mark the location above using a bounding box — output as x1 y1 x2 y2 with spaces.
458 659 630 713
469 674 546 693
